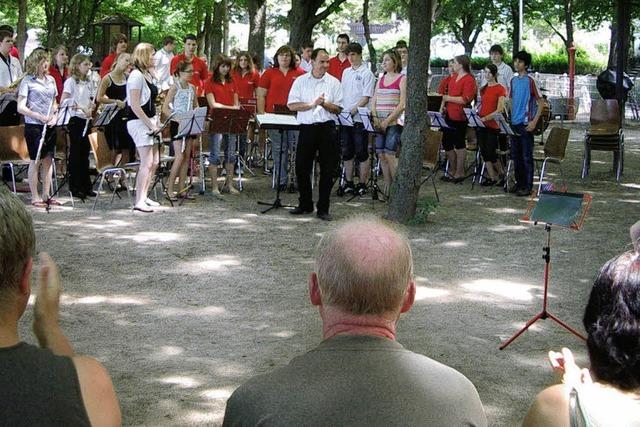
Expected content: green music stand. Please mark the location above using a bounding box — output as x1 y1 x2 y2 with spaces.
500 190 592 350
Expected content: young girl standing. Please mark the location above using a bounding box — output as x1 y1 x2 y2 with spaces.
162 60 198 200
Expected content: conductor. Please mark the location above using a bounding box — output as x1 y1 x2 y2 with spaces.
287 48 343 221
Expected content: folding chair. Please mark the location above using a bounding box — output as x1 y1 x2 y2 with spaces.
534 127 570 195
0 125 31 193
582 99 624 182
88 130 134 211
421 129 441 202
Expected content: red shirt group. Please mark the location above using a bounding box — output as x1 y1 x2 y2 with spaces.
479 84 507 129
204 79 238 106
328 55 350 81
258 67 305 112
48 65 69 103
171 54 209 96
231 69 260 100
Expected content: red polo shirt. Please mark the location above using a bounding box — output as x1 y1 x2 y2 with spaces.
258 67 305 113
9 46 19 59
444 73 476 121
231 69 260 99
171 54 209 96
328 55 351 81
479 84 507 129
49 65 68 103
99 53 116 77
204 79 238 106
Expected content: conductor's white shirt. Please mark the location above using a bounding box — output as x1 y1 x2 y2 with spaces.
288 71 343 125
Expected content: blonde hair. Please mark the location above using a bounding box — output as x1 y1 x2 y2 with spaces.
316 215 414 315
69 53 91 82
131 43 154 71
24 48 50 77
110 52 130 72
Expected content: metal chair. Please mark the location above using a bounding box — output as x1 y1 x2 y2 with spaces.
88 130 134 211
582 99 624 182
534 127 570 195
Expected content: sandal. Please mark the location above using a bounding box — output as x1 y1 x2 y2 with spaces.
45 198 62 206
31 200 47 208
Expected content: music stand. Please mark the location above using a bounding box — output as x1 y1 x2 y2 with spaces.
356 107 386 205
255 113 299 213
171 106 207 204
0 93 16 115
209 107 253 191
499 190 593 350
464 108 485 128
494 113 517 136
94 104 119 128
427 111 453 130
41 99 74 211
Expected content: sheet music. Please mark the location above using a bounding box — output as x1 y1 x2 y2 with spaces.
54 99 74 127
427 111 453 130
494 113 516 136
255 113 299 127
175 107 208 138
94 104 119 127
337 111 354 127
357 107 375 132
0 92 16 115
464 108 485 128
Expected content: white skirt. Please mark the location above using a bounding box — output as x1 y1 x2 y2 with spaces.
127 117 159 148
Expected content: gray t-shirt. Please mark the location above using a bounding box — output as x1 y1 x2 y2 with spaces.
18 75 57 125
223 334 487 427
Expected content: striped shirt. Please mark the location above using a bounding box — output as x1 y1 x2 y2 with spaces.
374 73 405 119
18 75 57 125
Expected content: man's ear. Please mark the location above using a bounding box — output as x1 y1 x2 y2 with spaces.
399 280 415 314
19 257 33 296
309 272 322 306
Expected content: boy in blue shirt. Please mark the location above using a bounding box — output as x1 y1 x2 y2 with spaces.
509 51 543 196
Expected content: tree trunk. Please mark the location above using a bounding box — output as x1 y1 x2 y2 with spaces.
608 23 617 68
247 0 267 67
202 9 212 59
564 0 574 65
222 0 229 55
210 0 225 58
362 0 377 74
288 0 348 49
387 0 432 223
510 0 520 60
16 0 27 60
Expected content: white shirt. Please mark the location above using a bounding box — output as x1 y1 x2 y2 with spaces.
63 77 93 118
300 57 312 73
288 71 343 125
154 48 174 91
0 53 22 88
126 69 151 109
341 63 375 123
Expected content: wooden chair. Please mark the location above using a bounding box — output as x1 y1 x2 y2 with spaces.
0 125 30 193
88 130 134 211
421 129 441 201
534 127 570 195
582 99 624 182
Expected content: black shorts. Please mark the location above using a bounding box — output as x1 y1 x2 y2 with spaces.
105 111 134 151
0 101 19 126
25 123 56 161
477 127 499 162
442 119 467 151
340 123 368 162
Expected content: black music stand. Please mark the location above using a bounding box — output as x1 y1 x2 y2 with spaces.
273 104 298 192
210 107 252 191
255 112 299 213
427 111 453 130
147 114 176 203
335 111 352 196
354 107 385 205
43 100 74 211
499 190 592 350
173 106 208 204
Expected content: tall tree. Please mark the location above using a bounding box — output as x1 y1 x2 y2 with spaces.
16 0 27 59
529 0 575 64
387 0 432 223
287 0 348 50
436 0 494 56
247 0 267 67
44 0 103 49
362 0 377 74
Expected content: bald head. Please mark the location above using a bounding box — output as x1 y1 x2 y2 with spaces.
315 216 414 315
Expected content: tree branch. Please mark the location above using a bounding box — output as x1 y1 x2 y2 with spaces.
313 0 348 24
543 17 567 45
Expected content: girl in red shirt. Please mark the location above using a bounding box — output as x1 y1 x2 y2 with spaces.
48 45 68 103
205 54 240 195
231 52 260 163
477 63 507 186
440 55 476 182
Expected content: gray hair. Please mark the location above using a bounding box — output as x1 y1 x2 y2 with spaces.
316 215 413 315
0 189 35 295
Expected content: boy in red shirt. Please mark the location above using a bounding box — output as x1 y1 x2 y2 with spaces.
171 34 209 96
327 34 351 81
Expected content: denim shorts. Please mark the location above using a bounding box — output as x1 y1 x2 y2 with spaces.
375 124 402 154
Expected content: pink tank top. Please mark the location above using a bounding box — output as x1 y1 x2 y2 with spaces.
375 74 404 118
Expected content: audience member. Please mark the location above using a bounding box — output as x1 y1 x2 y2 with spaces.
223 216 487 426
0 188 120 425
523 227 640 426
328 33 351 81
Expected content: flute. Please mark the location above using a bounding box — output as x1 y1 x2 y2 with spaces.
181 88 193 154
35 99 54 163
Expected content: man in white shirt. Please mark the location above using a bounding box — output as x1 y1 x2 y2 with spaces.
0 29 22 125
154 36 175 93
480 44 513 90
288 48 343 221
339 42 375 196
299 42 313 73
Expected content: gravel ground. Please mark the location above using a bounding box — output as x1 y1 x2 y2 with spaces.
14 121 640 426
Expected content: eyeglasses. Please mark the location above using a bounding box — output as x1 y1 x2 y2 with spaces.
182 69 194 73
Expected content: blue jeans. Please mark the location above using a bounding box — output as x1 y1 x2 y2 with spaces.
511 124 534 191
208 134 237 165
268 129 298 185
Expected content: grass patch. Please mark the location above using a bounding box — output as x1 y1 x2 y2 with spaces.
408 196 438 225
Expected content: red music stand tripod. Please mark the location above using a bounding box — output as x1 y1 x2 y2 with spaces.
500 190 592 350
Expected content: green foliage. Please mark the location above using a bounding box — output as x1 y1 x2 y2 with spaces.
407 196 438 225
530 52 604 75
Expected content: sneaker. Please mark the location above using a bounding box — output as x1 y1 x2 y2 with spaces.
344 181 355 194
356 184 367 196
